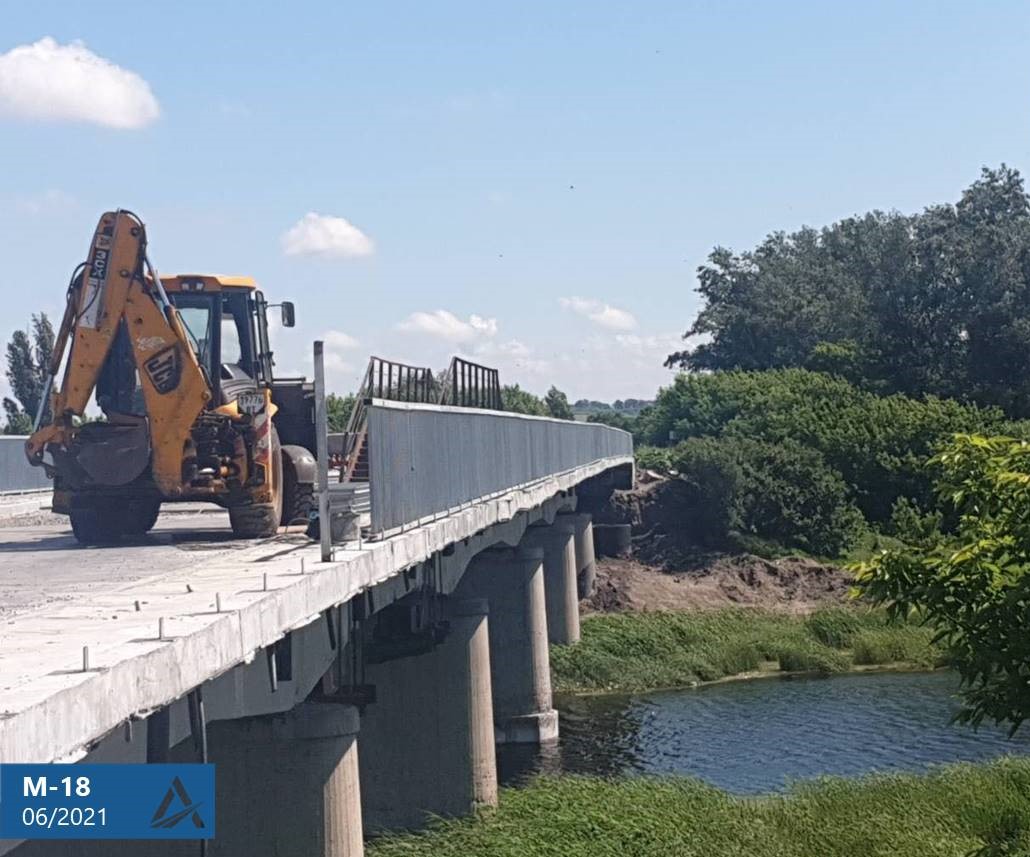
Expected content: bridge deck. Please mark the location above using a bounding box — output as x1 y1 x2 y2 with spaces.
0 455 630 764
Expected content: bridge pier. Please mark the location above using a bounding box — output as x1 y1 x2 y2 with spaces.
569 512 597 599
458 547 558 744
207 703 363 857
522 519 581 644
7 705 363 857
357 597 497 832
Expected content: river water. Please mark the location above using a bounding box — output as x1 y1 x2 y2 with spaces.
498 671 1030 793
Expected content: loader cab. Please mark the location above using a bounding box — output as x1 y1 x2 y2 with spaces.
94 274 287 417
163 275 280 405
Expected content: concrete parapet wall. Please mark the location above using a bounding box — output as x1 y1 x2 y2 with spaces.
367 399 633 535
0 436 49 493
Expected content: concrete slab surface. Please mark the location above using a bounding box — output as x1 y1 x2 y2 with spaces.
0 455 631 765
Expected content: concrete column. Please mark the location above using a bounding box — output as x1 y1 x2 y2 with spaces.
569 512 597 599
522 519 580 644
8 706 363 857
207 704 363 857
358 597 497 832
458 546 558 744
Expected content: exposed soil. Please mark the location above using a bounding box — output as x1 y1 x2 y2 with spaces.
587 475 853 614
586 555 851 614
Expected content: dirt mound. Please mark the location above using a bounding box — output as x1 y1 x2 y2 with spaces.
586 475 852 613
586 555 852 614
595 477 719 570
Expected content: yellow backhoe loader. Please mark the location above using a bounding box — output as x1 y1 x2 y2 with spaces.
26 210 318 544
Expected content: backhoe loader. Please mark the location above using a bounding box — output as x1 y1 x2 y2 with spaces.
25 210 318 544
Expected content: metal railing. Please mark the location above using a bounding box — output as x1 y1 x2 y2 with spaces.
439 357 502 410
340 356 438 481
366 399 633 536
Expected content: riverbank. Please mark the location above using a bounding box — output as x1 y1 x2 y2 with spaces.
550 607 943 694
368 758 1030 857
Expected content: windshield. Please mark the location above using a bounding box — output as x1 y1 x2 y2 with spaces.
173 303 213 368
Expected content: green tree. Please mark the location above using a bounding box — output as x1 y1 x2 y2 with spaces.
544 385 574 420
4 313 54 434
668 166 1030 417
326 393 355 432
501 384 547 416
587 411 636 433
638 368 999 525
855 434 1030 732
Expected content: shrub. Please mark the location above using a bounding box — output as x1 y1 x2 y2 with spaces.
656 436 864 556
638 368 1001 526
665 437 743 547
805 607 871 649
886 496 944 548
776 645 850 674
851 628 940 668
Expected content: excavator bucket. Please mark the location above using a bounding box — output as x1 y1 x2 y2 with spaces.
26 211 210 495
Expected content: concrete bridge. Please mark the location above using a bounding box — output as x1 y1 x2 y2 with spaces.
0 396 632 856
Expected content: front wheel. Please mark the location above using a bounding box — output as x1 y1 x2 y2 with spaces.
229 427 283 538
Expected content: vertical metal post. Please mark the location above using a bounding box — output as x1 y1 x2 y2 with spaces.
314 341 332 562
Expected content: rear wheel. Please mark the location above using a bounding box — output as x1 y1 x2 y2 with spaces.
229 427 283 538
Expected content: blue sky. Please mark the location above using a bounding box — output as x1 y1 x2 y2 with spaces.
1 1 1029 401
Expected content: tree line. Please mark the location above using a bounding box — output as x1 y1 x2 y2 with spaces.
668 165 1030 417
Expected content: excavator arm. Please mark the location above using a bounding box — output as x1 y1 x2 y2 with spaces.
26 211 211 495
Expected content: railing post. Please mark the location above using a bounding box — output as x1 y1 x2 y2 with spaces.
314 341 332 563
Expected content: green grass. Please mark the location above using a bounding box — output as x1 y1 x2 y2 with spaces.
368 760 1030 857
549 607 943 694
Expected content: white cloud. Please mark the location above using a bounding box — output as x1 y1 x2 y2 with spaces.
0 37 159 129
613 333 684 356
323 330 360 350
485 339 532 358
559 296 637 331
397 310 498 344
282 213 374 258
470 338 550 375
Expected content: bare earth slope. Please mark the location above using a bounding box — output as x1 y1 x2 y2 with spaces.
587 477 852 614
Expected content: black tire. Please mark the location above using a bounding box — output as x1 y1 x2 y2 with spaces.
123 499 161 535
282 459 316 527
229 427 283 538
69 500 122 545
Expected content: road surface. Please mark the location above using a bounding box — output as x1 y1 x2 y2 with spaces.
0 506 267 619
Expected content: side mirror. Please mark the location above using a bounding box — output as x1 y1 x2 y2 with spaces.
281 301 296 328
